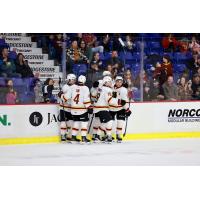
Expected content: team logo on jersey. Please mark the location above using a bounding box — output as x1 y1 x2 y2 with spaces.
29 112 43 126
76 89 80 92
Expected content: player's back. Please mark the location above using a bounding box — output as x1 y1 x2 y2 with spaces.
93 86 113 113
70 85 91 115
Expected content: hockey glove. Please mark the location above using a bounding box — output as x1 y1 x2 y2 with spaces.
93 81 99 88
125 109 132 117
58 91 63 98
123 82 128 88
88 107 93 114
112 91 117 98
120 99 126 106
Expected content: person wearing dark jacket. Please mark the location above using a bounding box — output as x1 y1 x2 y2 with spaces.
0 48 21 78
42 78 56 103
15 53 34 78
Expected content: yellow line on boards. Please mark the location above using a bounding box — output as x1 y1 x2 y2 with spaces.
0 132 200 145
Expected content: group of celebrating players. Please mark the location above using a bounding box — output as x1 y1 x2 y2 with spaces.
58 71 132 144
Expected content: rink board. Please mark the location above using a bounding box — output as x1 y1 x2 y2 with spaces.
0 102 200 145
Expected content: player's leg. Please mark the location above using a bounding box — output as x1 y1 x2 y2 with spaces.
71 115 81 142
99 111 113 143
92 114 101 141
66 112 73 141
116 109 126 142
109 111 117 140
60 109 67 142
80 112 90 143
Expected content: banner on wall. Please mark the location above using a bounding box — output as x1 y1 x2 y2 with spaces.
126 101 200 134
0 102 200 142
0 104 60 138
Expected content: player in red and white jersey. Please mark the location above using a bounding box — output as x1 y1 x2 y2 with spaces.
90 71 113 141
92 76 118 143
109 76 132 142
58 74 76 142
66 75 91 143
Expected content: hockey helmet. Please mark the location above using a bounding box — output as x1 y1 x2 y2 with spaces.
102 76 112 85
66 74 76 81
103 71 111 77
78 75 86 84
115 76 123 82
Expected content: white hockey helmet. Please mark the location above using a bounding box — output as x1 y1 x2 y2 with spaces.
78 75 86 84
102 76 112 85
66 74 76 81
103 71 111 77
115 76 123 82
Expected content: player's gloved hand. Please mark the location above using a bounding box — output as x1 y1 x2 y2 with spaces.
123 82 128 88
125 108 132 117
88 107 93 114
93 81 99 88
58 91 63 98
120 99 126 106
112 91 117 98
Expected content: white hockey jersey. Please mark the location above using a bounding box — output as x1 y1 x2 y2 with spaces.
93 86 118 113
60 84 73 112
109 86 129 112
67 84 91 115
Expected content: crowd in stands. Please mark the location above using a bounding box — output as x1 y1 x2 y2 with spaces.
1 33 200 104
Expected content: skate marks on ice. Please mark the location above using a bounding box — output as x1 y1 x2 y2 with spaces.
0 139 200 165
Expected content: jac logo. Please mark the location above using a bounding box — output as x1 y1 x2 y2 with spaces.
29 112 43 126
47 113 60 124
0 115 11 126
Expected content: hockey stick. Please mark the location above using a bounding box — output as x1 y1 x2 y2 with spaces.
88 113 95 135
123 97 131 137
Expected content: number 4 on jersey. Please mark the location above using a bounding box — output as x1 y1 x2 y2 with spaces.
73 94 80 104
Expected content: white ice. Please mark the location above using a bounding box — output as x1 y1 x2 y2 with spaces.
0 138 200 165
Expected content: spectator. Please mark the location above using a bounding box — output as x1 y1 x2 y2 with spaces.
148 78 165 101
101 34 111 52
189 36 200 54
90 52 103 70
34 79 44 103
186 54 200 75
15 53 34 78
125 35 135 52
79 40 93 63
153 55 173 86
191 74 200 99
123 69 135 99
162 76 179 101
134 70 150 89
143 84 151 101
177 77 193 100
112 33 123 52
179 37 189 53
66 40 89 73
48 34 56 60
42 78 56 103
82 33 104 53
107 50 124 72
5 79 19 104
53 34 63 63
0 48 21 78
162 34 178 52
0 81 7 104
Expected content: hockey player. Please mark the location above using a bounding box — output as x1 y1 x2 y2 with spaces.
93 76 118 143
67 75 91 143
109 76 132 142
58 74 76 142
90 71 112 141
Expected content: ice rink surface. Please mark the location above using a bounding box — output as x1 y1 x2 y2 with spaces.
0 138 200 166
